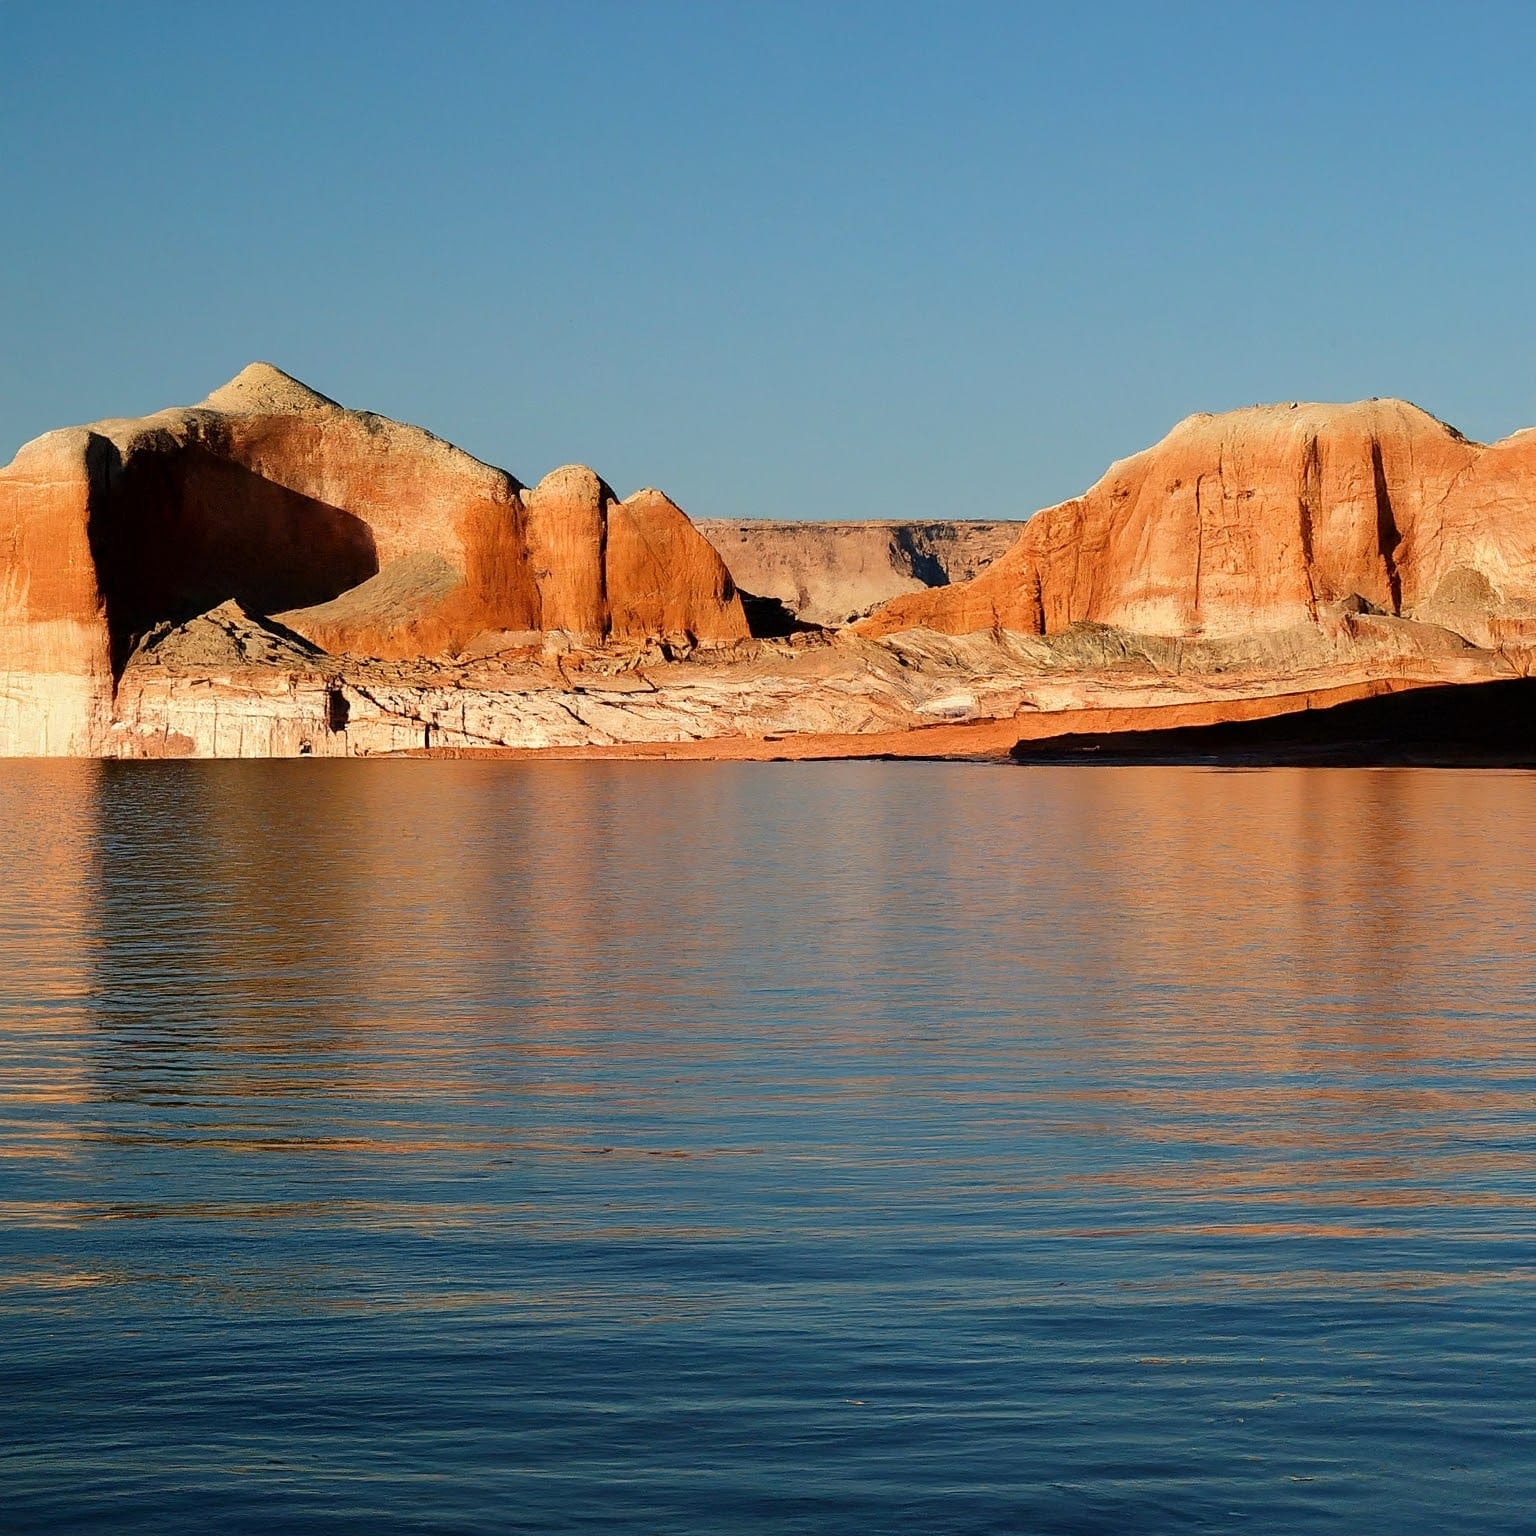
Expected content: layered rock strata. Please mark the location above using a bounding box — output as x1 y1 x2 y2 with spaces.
104 595 1512 759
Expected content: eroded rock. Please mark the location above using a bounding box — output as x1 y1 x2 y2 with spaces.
857 400 1536 643
12 383 1536 760
0 363 749 750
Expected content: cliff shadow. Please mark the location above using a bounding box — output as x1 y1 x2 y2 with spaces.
740 590 824 637
892 526 950 588
85 437 379 676
1009 677 1536 767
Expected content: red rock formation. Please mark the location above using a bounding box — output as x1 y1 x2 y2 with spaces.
609 488 751 642
858 400 1536 643
0 363 749 750
0 431 115 753
17 378 1536 760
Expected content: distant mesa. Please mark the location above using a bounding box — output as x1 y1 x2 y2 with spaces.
694 519 1022 628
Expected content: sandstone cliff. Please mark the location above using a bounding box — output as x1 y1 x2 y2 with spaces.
11 382 1536 761
857 400 1536 647
0 364 748 752
694 519 1021 627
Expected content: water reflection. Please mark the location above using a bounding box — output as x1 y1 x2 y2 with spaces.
2 762 1535 1533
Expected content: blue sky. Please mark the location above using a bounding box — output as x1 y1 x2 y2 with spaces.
4 1 1535 520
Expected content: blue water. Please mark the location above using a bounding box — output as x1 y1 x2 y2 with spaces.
2 761 1535 1533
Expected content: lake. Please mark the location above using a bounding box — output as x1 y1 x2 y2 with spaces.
2 760 1534 1533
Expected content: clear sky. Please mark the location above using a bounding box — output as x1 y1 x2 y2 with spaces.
4 1 1536 520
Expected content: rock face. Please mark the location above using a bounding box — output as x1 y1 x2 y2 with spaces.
100 606 1517 761
0 429 114 755
858 400 1536 645
14 382 1536 761
695 519 1021 627
0 364 748 752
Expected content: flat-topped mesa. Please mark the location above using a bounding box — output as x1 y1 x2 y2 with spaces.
857 399 1536 644
0 365 749 751
694 519 1024 627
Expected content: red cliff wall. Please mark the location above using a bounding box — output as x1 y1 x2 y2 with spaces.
0 363 750 749
859 400 1536 643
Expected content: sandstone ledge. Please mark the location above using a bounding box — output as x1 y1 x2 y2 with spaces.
396 677 1470 763
99 600 1526 760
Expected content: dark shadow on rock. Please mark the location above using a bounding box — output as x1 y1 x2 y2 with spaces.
1010 677 1536 767
85 436 378 676
892 526 950 588
741 590 824 638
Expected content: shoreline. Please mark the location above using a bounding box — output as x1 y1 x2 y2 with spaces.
396 676 1429 762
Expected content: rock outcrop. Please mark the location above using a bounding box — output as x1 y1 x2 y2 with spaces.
100 594 1512 761
695 519 1021 627
13 381 1536 761
0 364 748 752
858 400 1536 646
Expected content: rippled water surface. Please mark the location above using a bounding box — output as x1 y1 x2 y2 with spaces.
3 761 1536 1533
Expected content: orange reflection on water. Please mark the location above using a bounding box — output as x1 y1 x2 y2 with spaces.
1 758 1534 1299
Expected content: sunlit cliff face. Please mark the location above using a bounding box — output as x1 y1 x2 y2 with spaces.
12 378 1536 762
858 399 1536 645
0 364 750 753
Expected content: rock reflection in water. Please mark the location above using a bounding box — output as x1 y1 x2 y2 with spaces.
2 761 1535 1534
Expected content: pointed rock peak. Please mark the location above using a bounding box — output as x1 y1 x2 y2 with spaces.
621 486 687 516
128 599 327 671
200 362 340 416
